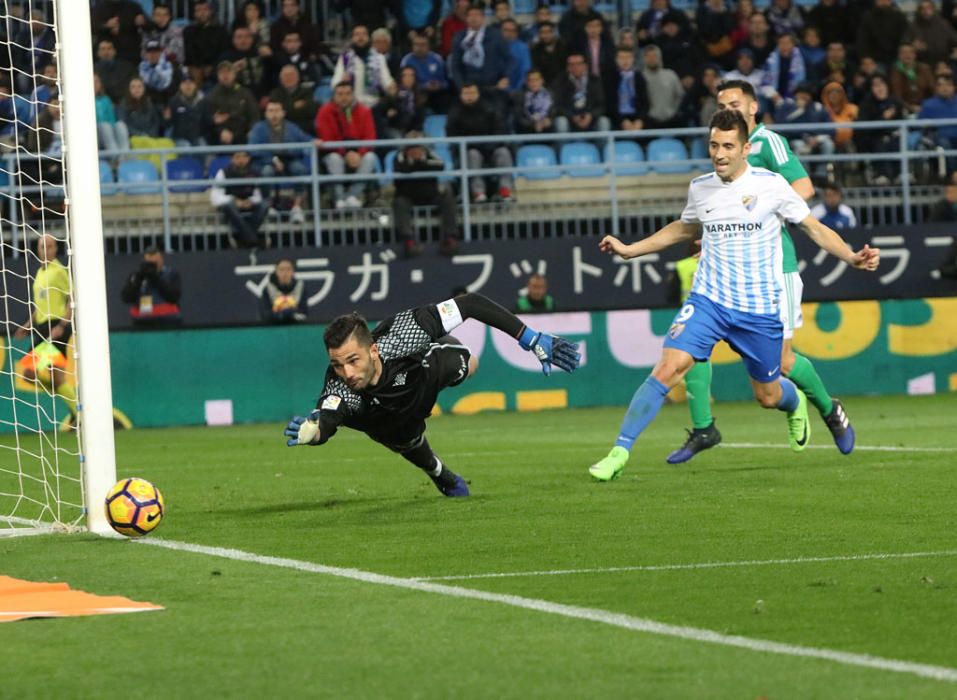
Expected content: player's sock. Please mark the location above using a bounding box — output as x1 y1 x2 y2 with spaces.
776 377 800 412
614 376 669 451
684 361 714 429
400 438 469 497
787 353 834 417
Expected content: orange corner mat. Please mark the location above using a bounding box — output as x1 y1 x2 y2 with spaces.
0 575 163 622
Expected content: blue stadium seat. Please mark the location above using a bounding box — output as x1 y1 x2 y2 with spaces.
561 141 603 178
513 0 537 12
423 114 447 139
381 149 398 185
117 159 160 194
314 84 333 104
647 137 692 174
603 141 647 176
689 137 708 162
98 160 114 195
207 155 232 178
516 144 560 180
433 144 455 183
166 157 206 192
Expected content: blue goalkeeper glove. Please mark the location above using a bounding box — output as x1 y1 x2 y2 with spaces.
518 327 582 376
284 409 321 446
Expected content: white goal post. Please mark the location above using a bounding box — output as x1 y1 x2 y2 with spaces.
0 1 116 536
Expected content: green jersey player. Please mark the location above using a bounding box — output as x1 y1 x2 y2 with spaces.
666 79 855 464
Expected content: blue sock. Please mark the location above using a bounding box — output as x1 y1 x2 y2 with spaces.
777 377 799 412
615 376 669 451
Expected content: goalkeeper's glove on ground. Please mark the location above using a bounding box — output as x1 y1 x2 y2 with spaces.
518 327 582 376
285 409 321 446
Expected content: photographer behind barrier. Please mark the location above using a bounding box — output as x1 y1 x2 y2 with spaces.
120 246 182 328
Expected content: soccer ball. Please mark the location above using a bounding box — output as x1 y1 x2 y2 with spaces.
105 478 165 537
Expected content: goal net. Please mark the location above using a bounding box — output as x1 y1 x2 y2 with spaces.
0 0 116 536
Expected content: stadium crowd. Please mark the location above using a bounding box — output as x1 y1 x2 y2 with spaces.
2 0 957 216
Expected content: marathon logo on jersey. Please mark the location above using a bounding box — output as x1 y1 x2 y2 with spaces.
741 194 758 212
321 395 342 411
668 322 686 339
703 221 762 238
437 298 464 332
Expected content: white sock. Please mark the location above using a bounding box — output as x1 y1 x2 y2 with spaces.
429 456 443 478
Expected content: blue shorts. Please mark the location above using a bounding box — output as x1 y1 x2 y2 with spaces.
663 293 784 382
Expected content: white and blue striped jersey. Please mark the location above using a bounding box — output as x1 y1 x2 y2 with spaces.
680 165 811 315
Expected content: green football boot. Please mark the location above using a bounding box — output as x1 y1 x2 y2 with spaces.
787 389 811 452
589 446 629 481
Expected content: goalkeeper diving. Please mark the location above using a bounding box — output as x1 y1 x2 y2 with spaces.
284 293 581 496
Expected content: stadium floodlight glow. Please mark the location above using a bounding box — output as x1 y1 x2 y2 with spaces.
0 1 117 536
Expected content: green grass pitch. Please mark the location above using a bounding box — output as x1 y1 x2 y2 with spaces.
2 394 957 698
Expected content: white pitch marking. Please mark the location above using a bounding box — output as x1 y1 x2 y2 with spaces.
414 549 957 582
721 443 957 453
138 538 957 684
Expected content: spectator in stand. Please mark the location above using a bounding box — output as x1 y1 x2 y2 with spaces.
609 47 649 132
531 21 568 87
502 19 533 95
333 25 396 110
92 0 146 65
333 0 385 37
30 64 58 116
379 67 427 139
183 0 229 86
890 43 936 114
816 42 856 95
572 17 617 102
918 74 957 156
142 3 184 65
401 32 450 113
260 259 307 324
120 247 182 328
618 27 637 50
210 150 269 249
855 73 906 184
270 0 319 59
694 64 724 126
235 0 272 58
857 0 907 68
491 1 512 29
220 26 268 99
94 73 130 155
906 0 957 67
0 83 16 149
806 0 852 48
395 0 443 46
558 0 604 45
392 132 460 257
372 28 403 81
554 52 611 134
248 100 312 224
95 38 136 104
637 0 690 46
512 68 557 134
206 61 259 146
167 75 207 147
929 172 957 221
524 6 555 43
730 0 754 47
762 33 807 102
272 31 320 90
821 80 858 152
723 48 765 95
641 44 685 129
772 83 834 177
810 184 857 229
315 82 378 209
439 0 470 57
767 0 804 38
800 26 826 81
696 0 737 70
139 40 177 103
25 95 63 196
850 56 882 104
269 65 317 135
516 274 554 313
118 77 163 142
653 12 696 85
449 5 509 95
743 12 775 68
446 83 514 203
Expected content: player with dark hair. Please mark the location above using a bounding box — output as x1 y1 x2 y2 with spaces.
664 78 857 465
284 293 581 496
588 110 880 481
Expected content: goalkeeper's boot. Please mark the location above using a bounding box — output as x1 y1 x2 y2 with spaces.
666 422 722 465
431 468 470 497
589 446 629 481
787 389 811 452
823 398 854 455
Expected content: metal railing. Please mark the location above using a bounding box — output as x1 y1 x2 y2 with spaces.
4 118 957 254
